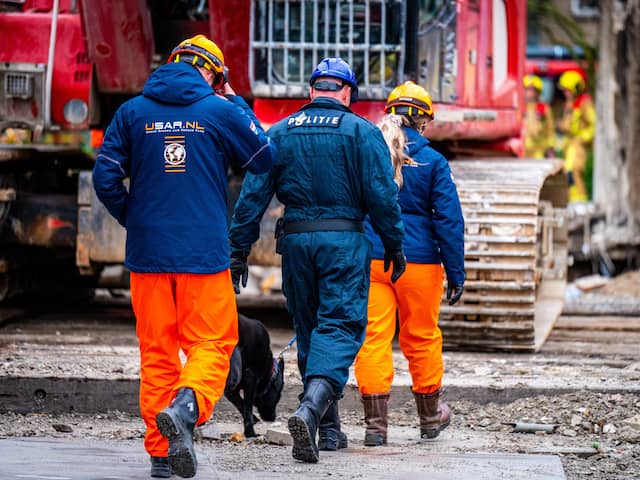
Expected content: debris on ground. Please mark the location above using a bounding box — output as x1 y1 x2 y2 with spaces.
597 269 640 297
1 391 637 479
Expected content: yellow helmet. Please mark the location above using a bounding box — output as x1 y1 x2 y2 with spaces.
523 74 543 92
168 35 225 83
558 70 585 95
385 81 434 118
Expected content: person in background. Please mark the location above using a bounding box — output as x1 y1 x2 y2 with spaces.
557 70 596 202
523 74 556 158
354 81 465 446
92 35 275 478
229 58 405 463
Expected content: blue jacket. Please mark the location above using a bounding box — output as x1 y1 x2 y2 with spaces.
229 97 404 254
366 126 465 286
93 62 275 273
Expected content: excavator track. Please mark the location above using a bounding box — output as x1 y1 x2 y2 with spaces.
236 159 568 352
441 159 568 352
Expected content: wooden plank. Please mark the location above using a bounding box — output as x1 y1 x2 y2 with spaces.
462 280 536 290
465 261 534 271
465 250 536 258
546 329 640 344
440 320 534 331
460 206 539 215
464 217 538 225
465 235 536 243
459 293 536 304
440 305 535 316
554 315 640 331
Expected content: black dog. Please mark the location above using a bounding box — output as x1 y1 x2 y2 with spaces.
224 314 285 437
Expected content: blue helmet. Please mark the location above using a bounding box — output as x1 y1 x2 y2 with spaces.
309 57 359 103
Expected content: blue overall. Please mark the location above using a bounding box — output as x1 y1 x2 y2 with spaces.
229 98 404 396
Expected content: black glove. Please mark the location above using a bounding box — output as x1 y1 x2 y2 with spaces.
230 252 249 294
383 249 406 283
446 284 464 305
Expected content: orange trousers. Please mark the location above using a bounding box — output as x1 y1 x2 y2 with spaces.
355 260 444 395
130 271 238 457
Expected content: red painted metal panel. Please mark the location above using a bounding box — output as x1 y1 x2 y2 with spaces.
209 0 251 99
525 59 587 78
29 0 74 12
241 0 527 148
253 98 391 129
457 1 480 107
79 0 154 93
492 0 525 110
253 96 519 145
0 11 91 129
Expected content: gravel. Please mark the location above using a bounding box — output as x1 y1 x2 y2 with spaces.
1 391 638 479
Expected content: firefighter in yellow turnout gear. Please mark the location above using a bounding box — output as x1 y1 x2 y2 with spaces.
557 71 596 202
523 75 555 159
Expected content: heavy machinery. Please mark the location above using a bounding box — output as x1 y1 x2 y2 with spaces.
0 0 568 351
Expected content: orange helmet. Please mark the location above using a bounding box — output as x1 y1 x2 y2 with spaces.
523 74 543 92
168 35 225 87
558 70 586 95
385 81 434 118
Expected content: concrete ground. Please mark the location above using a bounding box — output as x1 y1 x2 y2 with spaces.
0 434 567 480
0 289 639 479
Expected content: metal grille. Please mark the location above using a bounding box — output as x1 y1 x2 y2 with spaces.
250 0 405 100
4 73 33 99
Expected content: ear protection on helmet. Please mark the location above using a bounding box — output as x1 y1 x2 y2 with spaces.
168 35 226 89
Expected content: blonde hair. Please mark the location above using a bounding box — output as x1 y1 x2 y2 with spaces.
377 114 417 189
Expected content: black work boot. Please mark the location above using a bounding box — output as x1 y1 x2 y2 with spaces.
150 456 171 478
318 400 348 451
413 388 451 439
156 388 199 478
287 377 334 463
362 393 389 446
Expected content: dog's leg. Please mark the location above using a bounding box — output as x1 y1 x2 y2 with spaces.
226 388 246 418
241 370 259 437
226 388 261 428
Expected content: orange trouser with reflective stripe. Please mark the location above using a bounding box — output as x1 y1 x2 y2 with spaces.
355 260 444 395
130 271 238 457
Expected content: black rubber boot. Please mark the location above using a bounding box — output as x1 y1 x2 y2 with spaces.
150 456 171 478
362 393 389 446
287 377 334 463
414 389 451 439
156 388 199 478
318 400 348 451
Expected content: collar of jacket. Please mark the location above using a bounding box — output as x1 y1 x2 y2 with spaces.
300 97 352 113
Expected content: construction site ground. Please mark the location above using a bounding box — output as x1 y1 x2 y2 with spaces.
0 274 639 479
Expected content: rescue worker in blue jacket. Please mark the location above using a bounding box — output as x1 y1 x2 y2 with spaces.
354 81 465 446
229 58 405 464
93 35 275 478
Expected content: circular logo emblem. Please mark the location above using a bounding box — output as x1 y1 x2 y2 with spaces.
164 143 186 165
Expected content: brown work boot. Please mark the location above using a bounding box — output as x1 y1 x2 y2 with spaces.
362 393 389 446
413 389 451 439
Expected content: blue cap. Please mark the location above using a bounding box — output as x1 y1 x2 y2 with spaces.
309 57 358 103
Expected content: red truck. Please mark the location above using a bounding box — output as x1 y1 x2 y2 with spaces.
0 0 567 351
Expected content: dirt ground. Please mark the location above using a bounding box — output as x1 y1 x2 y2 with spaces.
1 279 640 479
0 389 638 479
